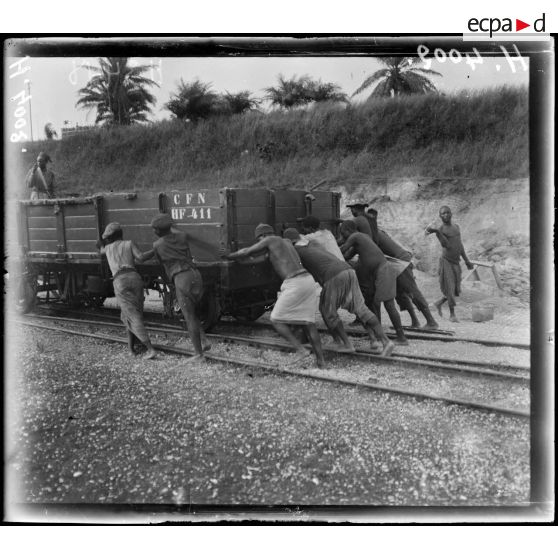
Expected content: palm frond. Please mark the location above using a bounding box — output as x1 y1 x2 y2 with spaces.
76 56 158 125
352 70 390 97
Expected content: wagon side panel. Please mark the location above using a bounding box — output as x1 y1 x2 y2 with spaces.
224 188 278 292
273 189 307 234
101 192 161 254
310 191 341 233
21 198 102 264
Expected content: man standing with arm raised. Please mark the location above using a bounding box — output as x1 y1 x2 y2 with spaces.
426 205 474 323
225 223 326 369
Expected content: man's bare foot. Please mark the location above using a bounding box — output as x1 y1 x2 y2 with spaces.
381 341 395 357
143 348 157 360
434 302 443 317
369 341 382 353
422 322 439 330
394 336 409 346
328 342 356 353
449 315 459 323
410 321 421 328
316 359 327 369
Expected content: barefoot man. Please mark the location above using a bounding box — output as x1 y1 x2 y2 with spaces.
339 220 409 345
226 223 326 368
99 223 156 360
368 207 439 330
426 206 474 322
283 228 394 356
139 213 212 362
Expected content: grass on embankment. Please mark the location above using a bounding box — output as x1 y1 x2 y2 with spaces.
12 85 528 196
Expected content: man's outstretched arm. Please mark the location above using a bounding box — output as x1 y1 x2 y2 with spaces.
426 227 449 248
135 248 156 263
227 238 270 260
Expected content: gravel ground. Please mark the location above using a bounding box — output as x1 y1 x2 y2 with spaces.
205 335 530 412
7 323 530 510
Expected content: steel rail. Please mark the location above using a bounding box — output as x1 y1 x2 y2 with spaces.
15 317 530 419
24 311 529 382
29 303 530 350
231 318 531 350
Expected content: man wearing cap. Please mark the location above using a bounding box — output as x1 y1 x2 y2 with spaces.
300 215 344 261
226 223 326 368
283 228 394 356
26 152 55 200
99 222 156 359
339 220 409 345
139 213 212 362
346 200 373 238
367 207 439 330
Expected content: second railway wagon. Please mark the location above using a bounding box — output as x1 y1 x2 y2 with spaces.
16 187 341 329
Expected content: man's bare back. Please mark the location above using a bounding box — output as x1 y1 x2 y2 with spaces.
227 235 304 280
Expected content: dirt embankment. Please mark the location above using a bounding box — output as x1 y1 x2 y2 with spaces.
338 178 530 301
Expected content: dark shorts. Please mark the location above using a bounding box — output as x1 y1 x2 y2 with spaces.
320 269 376 329
113 270 149 343
396 267 428 309
438 257 461 306
173 268 203 307
373 262 398 304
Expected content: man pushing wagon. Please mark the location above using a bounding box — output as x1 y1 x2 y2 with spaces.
225 223 326 369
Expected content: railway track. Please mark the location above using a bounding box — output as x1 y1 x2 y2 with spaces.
16 310 530 419
24 306 530 380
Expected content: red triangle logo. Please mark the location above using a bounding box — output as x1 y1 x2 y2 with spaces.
516 19 530 31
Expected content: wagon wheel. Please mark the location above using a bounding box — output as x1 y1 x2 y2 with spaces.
14 273 38 314
81 293 106 308
167 287 221 332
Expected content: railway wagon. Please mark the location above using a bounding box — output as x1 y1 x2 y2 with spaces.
16 187 341 328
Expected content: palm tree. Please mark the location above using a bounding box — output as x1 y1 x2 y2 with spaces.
308 79 348 104
264 74 314 109
165 79 219 122
76 58 158 125
222 91 261 115
352 57 442 98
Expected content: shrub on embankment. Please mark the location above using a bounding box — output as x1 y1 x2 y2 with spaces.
12 85 528 195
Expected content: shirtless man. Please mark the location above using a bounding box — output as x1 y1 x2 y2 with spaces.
283 228 394 356
426 206 474 322
368 207 439 329
339 220 408 345
226 223 326 368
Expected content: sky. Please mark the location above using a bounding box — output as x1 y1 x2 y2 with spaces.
5 52 529 141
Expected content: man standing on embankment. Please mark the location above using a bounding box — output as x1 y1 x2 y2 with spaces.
426 205 474 323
